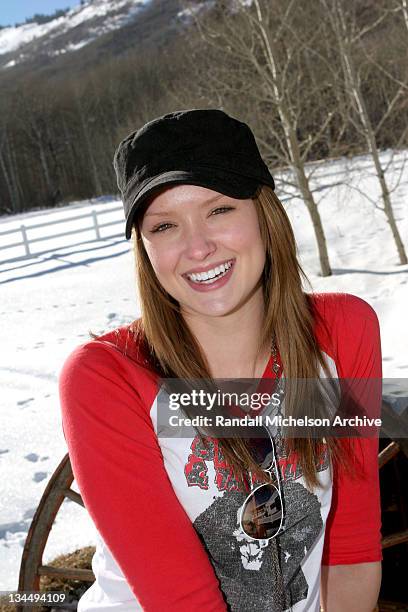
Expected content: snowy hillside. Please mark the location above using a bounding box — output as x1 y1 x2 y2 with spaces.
0 0 151 69
0 150 407 590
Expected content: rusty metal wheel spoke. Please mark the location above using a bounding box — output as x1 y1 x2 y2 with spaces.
63 488 84 507
381 529 408 549
379 441 400 469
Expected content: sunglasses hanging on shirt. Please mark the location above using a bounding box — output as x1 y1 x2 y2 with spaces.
239 425 284 541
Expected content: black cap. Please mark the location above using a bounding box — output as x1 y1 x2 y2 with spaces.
113 109 275 239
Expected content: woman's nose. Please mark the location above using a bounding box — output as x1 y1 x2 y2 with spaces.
182 225 217 260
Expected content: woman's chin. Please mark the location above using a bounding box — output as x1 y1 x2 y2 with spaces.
181 297 240 319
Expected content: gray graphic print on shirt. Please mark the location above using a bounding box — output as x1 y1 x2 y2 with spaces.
186 436 328 611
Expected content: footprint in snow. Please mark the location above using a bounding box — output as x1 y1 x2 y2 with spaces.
33 472 48 483
17 397 34 406
25 453 40 462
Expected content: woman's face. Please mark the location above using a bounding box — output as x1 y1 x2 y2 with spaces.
140 184 266 318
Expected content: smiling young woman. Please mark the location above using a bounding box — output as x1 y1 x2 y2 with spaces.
139 185 265 324
59 109 382 612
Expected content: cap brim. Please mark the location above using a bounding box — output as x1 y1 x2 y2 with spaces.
125 169 260 239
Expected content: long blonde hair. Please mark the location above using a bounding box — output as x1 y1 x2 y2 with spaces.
127 185 348 489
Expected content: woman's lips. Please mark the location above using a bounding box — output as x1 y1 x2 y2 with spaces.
183 260 235 292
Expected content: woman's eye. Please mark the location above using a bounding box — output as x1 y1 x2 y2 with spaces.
151 223 174 233
211 206 234 215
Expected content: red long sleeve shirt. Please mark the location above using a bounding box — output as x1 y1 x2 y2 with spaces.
58 292 382 611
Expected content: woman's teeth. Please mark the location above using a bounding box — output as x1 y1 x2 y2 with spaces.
187 260 233 284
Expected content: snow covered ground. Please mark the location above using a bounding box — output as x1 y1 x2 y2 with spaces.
0 151 407 590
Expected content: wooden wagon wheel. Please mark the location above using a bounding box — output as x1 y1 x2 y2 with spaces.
379 441 408 549
17 400 408 611
17 453 94 612
378 399 408 550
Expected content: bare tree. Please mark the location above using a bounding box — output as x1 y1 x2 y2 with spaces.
15 85 64 206
0 116 23 214
0 94 21 213
178 0 341 276
73 86 104 197
400 0 408 33
321 0 408 264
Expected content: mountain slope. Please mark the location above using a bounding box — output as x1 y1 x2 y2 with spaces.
0 0 151 69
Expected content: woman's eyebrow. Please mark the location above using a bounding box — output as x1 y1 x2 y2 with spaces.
144 194 226 217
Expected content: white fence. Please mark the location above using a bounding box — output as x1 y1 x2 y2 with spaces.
0 203 124 264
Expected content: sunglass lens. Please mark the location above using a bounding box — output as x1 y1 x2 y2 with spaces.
241 483 282 540
246 427 274 470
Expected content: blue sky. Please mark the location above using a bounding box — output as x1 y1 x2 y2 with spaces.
0 1 81 27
